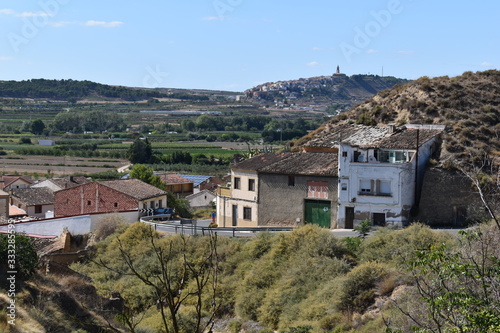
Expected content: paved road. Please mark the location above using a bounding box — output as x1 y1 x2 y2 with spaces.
147 219 463 238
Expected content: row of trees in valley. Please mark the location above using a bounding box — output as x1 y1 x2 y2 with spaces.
0 79 166 101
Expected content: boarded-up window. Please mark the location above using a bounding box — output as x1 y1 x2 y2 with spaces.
307 181 328 199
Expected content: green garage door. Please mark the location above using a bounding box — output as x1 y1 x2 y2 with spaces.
304 200 331 228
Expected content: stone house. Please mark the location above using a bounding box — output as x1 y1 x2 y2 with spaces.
216 152 339 228
10 187 54 219
54 179 168 218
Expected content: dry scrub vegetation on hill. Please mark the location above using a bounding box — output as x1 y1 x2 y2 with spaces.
297 70 500 168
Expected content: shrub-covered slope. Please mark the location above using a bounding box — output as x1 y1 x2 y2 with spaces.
297 70 500 166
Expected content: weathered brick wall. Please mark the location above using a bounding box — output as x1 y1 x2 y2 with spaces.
416 167 484 226
55 183 138 217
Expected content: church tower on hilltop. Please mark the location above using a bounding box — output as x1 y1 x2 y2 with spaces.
336 65 340 74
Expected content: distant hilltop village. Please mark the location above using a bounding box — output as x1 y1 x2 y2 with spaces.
246 66 347 98
244 67 409 112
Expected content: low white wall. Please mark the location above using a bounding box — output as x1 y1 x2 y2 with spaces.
0 211 140 236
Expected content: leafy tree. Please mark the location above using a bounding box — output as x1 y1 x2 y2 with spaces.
389 222 500 332
30 118 45 135
85 223 220 333
19 137 32 144
129 164 164 189
354 219 372 239
181 119 195 132
126 138 152 164
0 233 38 281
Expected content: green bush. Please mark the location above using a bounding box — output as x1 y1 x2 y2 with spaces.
227 319 242 333
336 262 389 313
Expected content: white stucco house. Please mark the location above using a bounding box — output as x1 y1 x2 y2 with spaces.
336 124 445 227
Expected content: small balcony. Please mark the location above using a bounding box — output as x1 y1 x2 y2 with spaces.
217 186 231 197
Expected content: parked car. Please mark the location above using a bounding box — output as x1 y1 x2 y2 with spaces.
154 207 175 216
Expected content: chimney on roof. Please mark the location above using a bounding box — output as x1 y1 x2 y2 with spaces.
388 123 396 134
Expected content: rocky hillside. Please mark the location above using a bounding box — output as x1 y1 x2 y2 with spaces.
296 70 500 167
245 73 410 111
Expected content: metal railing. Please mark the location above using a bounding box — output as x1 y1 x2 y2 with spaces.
140 215 294 237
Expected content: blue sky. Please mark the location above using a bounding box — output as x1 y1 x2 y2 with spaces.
0 0 498 91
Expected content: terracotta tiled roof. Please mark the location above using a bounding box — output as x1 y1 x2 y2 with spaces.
259 152 338 176
9 205 27 217
48 176 91 190
305 124 444 149
232 153 289 171
1 175 33 189
232 152 338 176
159 174 194 185
377 129 442 149
11 187 54 206
98 179 167 200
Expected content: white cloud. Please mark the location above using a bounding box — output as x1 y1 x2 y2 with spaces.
312 47 322 51
0 9 53 17
202 16 221 21
47 21 75 28
84 20 123 28
396 50 415 54
481 61 493 67
0 8 14 15
366 49 379 54
17 11 53 17
307 61 321 67
47 20 124 28
0 57 12 61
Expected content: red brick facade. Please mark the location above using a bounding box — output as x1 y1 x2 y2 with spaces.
54 182 146 217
